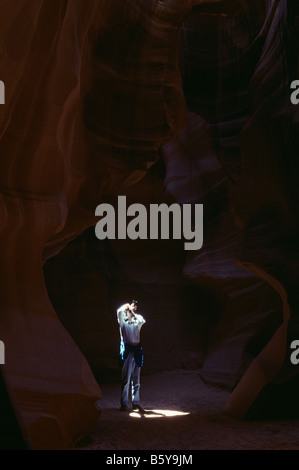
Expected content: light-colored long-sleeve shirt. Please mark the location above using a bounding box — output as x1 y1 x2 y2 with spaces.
117 304 146 346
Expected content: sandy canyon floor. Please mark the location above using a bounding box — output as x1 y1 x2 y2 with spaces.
79 369 299 451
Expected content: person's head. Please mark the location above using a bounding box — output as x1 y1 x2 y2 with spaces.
130 300 138 312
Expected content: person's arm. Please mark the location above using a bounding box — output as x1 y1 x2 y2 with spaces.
117 303 130 325
135 313 146 328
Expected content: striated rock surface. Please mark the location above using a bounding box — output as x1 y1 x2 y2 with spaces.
0 0 298 449
176 0 299 418
0 0 201 449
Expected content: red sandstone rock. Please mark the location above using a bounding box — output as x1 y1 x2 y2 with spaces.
0 0 298 449
0 0 195 449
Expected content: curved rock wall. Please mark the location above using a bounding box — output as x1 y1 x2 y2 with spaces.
0 0 298 448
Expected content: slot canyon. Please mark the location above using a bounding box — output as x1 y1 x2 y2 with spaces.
0 0 298 450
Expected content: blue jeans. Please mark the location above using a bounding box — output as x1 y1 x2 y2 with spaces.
121 352 141 406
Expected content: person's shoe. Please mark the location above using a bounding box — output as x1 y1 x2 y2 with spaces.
120 404 128 411
132 404 143 412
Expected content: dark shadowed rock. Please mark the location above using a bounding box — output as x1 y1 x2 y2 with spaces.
0 0 298 448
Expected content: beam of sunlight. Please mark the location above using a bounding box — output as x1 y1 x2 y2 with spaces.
129 409 190 419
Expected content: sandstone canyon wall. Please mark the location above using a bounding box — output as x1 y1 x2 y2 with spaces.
0 0 298 449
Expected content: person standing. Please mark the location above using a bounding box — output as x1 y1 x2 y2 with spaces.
117 300 145 411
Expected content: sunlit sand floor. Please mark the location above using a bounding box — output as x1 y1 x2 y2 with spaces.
81 369 299 450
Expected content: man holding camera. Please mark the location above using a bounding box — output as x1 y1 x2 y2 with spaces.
117 300 146 412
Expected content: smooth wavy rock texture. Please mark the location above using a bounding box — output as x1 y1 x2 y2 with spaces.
0 0 298 449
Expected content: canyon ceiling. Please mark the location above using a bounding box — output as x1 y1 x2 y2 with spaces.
0 0 298 449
